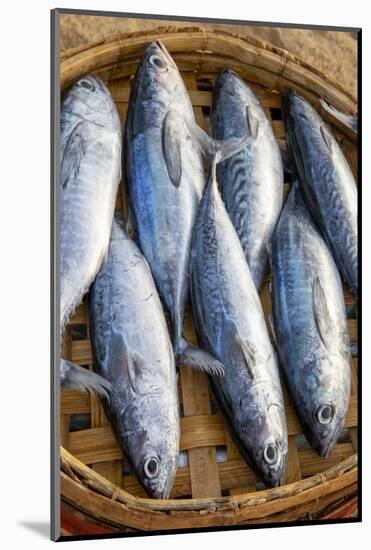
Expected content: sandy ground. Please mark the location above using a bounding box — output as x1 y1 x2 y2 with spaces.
60 14 358 97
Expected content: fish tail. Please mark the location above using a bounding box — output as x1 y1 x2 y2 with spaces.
60 358 111 401
175 337 225 377
185 113 258 167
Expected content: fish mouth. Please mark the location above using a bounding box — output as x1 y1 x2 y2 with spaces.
315 437 336 459
282 87 301 102
263 468 286 489
145 476 173 499
219 68 239 80
146 483 164 499
263 454 288 488
142 463 176 499
281 87 297 130
159 467 177 499
315 422 344 458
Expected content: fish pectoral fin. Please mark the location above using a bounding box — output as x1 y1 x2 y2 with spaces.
125 202 138 240
237 337 259 380
126 348 152 394
162 110 182 188
176 338 225 377
320 124 336 154
61 122 87 188
109 333 149 394
222 315 257 380
268 314 278 346
60 359 111 400
245 105 260 140
278 142 295 174
313 276 335 351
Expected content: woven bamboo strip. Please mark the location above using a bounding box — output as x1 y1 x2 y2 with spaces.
66 398 357 466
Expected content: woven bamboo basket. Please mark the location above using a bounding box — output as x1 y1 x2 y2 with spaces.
59 27 358 535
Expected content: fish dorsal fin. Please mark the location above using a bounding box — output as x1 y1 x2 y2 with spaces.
320 124 335 154
125 202 138 240
313 276 334 350
162 110 182 188
61 121 87 189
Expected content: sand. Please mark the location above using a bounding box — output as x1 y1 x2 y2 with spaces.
60 14 358 98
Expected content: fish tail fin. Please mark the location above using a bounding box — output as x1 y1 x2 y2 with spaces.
60 359 111 400
185 114 258 167
175 337 225 377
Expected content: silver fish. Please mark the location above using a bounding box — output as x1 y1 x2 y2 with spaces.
212 70 283 290
124 40 224 376
272 182 351 457
282 88 357 296
189 131 288 488
89 218 179 499
60 74 121 395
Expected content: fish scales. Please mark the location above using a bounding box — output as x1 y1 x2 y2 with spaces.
89 218 179 499
282 88 357 296
190 155 288 488
125 41 224 376
272 182 351 457
212 70 283 290
60 74 121 395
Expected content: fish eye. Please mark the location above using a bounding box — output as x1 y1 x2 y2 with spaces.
150 55 167 71
143 457 160 479
79 79 94 91
316 404 334 424
263 443 278 465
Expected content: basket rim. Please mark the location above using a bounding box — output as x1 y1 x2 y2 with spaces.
60 25 356 104
59 27 356 112
61 446 357 530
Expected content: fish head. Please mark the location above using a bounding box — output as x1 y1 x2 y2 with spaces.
281 87 325 174
135 41 183 101
213 69 264 138
282 87 321 135
251 407 288 488
128 39 194 139
239 388 288 488
117 393 179 499
215 69 244 96
65 74 120 129
215 69 260 107
299 354 351 458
